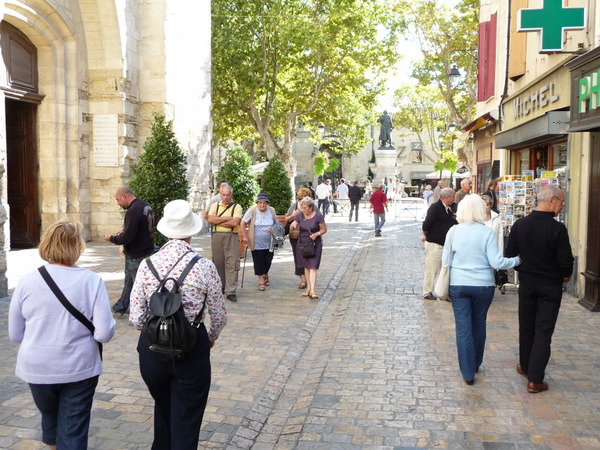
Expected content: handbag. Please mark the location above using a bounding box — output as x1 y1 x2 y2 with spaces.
289 227 300 239
495 269 508 286
300 240 316 258
299 216 317 258
38 266 103 359
433 226 456 300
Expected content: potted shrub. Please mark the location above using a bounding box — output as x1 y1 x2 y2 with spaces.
129 113 189 247
261 156 293 216
216 146 259 211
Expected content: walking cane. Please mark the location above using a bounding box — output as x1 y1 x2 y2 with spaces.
240 244 248 288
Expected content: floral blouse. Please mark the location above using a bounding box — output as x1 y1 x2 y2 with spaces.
130 239 227 342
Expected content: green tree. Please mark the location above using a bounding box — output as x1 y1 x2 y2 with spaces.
393 84 450 164
212 0 401 177
129 113 189 246
394 0 478 169
260 156 293 214
216 147 259 211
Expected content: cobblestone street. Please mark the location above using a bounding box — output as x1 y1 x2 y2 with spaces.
1 204 599 449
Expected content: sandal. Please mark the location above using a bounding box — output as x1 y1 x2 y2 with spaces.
264 274 270 286
258 284 266 291
302 291 310 297
298 281 308 289
309 292 319 299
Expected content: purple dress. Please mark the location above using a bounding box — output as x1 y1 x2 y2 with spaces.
294 211 324 269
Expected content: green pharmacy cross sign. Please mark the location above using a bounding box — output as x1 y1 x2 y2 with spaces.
518 0 585 52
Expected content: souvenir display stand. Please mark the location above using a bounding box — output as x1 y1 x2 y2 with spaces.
497 171 562 294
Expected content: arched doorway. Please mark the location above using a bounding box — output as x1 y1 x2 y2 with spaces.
1 21 43 248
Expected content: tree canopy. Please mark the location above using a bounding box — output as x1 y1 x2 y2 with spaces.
393 0 478 169
212 0 402 176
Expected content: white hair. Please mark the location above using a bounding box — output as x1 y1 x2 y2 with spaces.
456 194 486 224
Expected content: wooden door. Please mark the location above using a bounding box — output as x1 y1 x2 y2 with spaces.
6 99 40 248
581 133 600 311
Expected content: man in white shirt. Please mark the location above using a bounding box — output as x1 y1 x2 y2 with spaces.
336 178 349 199
315 179 330 215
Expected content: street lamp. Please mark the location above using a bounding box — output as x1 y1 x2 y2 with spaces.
448 65 461 87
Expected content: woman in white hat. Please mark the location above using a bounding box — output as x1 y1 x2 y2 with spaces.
130 199 227 450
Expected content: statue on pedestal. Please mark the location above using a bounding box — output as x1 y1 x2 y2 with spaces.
377 111 394 148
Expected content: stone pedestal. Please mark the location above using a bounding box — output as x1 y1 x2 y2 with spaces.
372 146 397 183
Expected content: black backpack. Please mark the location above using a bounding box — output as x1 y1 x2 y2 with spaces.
142 252 203 362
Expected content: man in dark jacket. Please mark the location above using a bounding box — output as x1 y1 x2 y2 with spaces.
421 188 457 300
104 186 155 315
348 181 363 222
506 185 574 394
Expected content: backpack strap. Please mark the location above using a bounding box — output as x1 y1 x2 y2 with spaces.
146 253 205 327
176 255 204 327
145 251 193 283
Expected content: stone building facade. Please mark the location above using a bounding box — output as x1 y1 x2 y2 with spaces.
0 1 212 295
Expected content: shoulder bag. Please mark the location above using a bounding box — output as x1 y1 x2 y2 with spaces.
38 266 103 359
299 216 317 258
433 226 456 300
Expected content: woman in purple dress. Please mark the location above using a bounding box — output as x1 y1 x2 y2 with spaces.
290 197 327 299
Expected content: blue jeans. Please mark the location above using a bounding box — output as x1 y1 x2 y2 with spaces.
113 256 145 313
450 285 495 381
374 212 386 231
29 376 99 448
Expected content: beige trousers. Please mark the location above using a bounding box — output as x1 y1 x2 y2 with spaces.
423 241 443 296
212 232 240 296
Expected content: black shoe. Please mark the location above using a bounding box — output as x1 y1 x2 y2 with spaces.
423 293 436 300
465 379 474 386
226 294 238 303
111 304 126 317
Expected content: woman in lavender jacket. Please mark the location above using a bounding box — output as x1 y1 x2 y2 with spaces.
9 219 116 450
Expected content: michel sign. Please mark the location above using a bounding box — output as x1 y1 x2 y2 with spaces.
517 0 585 52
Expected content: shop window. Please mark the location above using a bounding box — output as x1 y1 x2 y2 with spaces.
552 143 568 170
532 147 548 176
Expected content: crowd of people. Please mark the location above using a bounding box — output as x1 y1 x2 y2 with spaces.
7 175 574 448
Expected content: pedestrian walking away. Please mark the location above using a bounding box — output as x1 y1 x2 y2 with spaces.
369 184 388 236
505 185 574 394
9 219 116 450
443 195 521 385
130 200 227 450
104 186 155 316
348 180 362 222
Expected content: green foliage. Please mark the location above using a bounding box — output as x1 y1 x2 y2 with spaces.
434 151 459 174
212 0 402 173
394 0 478 127
260 157 293 214
314 152 340 177
393 84 451 163
216 147 259 211
129 113 189 247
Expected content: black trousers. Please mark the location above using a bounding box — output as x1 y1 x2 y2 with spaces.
138 325 211 450
518 282 562 383
349 201 360 221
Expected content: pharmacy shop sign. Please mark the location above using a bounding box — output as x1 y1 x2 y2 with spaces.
518 0 585 52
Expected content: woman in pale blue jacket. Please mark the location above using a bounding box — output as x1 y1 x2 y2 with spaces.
442 195 521 385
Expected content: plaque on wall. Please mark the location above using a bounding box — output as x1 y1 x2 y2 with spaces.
93 115 119 166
